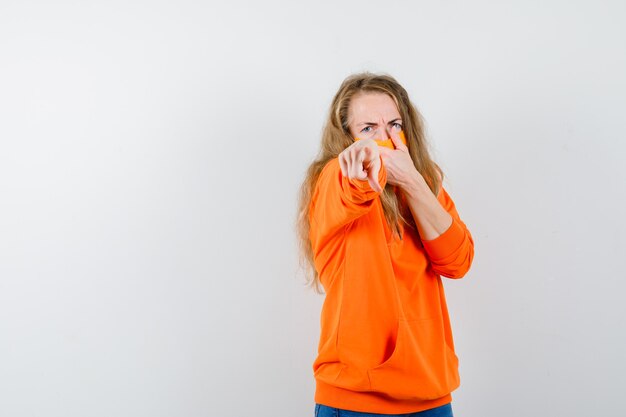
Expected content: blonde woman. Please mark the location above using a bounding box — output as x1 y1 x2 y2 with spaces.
297 73 475 416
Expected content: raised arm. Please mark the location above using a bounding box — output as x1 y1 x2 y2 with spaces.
379 133 474 279
309 155 387 242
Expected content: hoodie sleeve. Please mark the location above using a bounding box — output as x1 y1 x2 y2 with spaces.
309 156 387 241
421 185 475 279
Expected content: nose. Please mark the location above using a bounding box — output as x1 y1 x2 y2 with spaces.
377 124 391 141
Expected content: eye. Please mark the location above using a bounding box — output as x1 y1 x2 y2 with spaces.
392 122 403 129
360 126 372 133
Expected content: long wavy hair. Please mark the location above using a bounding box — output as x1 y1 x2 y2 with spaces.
296 72 444 294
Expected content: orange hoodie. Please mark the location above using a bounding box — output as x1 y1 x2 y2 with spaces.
309 156 474 414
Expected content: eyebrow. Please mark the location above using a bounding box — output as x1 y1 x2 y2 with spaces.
357 118 402 127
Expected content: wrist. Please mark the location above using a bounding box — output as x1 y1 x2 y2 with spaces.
402 171 430 199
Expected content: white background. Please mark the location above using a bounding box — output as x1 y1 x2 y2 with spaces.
1 1 625 416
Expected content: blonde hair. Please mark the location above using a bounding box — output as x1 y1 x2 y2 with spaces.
296 72 444 294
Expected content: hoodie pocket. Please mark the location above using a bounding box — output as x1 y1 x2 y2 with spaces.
367 317 460 400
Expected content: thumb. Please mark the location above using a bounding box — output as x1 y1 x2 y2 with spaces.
363 144 374 160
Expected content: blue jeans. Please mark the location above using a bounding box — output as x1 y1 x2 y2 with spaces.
314 402 454 417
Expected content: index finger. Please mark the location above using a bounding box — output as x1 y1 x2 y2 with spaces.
367 158 383 193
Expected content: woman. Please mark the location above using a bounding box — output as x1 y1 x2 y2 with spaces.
296 73 474 416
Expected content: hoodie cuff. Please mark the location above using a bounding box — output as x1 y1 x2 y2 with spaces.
422 217 466 261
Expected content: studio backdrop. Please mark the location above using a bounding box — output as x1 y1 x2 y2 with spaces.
1 1 625 416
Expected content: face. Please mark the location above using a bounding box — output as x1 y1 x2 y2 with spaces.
347 92 403 141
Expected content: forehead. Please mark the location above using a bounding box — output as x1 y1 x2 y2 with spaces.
348 92 400 123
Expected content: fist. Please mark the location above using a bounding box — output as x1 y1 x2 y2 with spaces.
338 138 383 193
